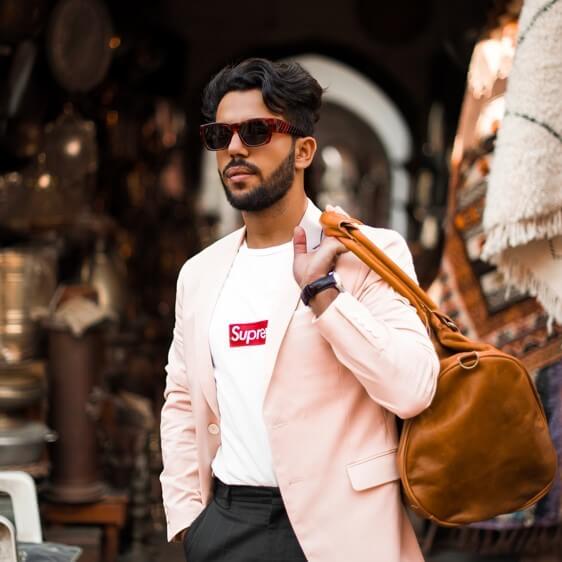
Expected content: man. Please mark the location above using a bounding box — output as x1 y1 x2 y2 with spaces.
160 58 439 562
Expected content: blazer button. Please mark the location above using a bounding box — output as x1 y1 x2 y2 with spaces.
208 423 220 435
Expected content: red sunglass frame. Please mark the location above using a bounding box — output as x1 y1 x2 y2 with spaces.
199 118 306 151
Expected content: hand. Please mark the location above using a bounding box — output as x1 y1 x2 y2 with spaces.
293 204 349 288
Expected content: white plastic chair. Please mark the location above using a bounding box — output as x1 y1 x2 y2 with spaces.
0 471 42 543
0 514 17 561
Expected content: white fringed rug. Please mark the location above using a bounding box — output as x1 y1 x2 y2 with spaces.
482 0 562 325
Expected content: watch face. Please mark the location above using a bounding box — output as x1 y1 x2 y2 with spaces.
332 271 344 292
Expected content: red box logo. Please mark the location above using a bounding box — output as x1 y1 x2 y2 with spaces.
229 320 268 347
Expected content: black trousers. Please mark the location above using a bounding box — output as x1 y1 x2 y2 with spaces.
183 478 307 561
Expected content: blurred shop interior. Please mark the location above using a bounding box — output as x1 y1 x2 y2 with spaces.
0 0 561 560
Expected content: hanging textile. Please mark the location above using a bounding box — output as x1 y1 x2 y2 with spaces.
481 0 562 325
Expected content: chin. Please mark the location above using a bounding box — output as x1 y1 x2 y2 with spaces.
229 176 257 189
228 182 251 192
226 189 251 206
227 184 255 201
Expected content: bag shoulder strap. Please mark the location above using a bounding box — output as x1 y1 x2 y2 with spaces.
319 210 490 353
320 211 438 312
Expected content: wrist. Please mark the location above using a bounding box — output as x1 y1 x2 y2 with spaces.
308 287 339 316
299 271 331 289
300 271 344 307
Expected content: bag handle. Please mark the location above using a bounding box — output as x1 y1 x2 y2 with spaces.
320 210 492 353
320 210 458 331
320 211 437 303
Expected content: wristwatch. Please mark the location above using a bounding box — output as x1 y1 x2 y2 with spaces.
300 271 344 306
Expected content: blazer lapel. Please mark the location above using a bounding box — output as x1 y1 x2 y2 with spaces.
261 200 324 396
194 227 245 418
260 275 302 399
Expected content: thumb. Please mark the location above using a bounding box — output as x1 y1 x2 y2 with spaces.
293 226 307 255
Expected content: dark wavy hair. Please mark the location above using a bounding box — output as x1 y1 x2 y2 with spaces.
201 58 324 136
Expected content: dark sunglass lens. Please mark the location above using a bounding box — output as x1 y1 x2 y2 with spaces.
204 124 232 149
240 119 270 146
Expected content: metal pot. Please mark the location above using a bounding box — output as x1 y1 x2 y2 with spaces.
0 361 45 412
0 246 57 363
0 421 56 466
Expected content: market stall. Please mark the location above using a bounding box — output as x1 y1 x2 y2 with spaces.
426 0 562 558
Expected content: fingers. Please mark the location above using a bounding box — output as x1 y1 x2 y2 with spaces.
319 236 349 259
331 238 349 255
334 240 349 255
294 223 348 266
325 204 350 217
324 205 350 254
293 226 308 255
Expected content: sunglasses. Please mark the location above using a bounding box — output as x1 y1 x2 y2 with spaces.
200 118 305 151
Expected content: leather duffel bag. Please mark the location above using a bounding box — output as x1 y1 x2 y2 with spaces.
320 210 558 526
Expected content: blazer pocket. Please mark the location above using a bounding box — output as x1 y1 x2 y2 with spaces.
346 448 399 491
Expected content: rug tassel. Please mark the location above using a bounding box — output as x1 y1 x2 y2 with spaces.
483 208 562 258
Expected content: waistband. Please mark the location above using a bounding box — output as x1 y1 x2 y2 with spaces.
213 477 282 501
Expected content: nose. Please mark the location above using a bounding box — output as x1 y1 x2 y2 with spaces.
227 131 249 158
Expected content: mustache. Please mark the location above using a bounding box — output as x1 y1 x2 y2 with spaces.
222 159 261 177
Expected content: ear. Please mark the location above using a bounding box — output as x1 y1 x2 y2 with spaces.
294 136 317 170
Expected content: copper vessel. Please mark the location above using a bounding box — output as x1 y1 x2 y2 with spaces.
46 327 105 502
0 247 57 363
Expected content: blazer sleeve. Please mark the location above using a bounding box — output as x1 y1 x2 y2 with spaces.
313 228 439 419
160 265 204 542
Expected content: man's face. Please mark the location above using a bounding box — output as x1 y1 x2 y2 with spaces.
214 89 296 212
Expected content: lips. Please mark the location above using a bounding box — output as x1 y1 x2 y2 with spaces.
225 166 255 179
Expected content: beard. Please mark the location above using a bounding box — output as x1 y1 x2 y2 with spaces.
220 148 295 212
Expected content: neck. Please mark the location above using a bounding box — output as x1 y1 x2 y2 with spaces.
242 186 307 249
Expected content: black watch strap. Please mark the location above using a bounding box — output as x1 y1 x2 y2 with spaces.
301 272 339 306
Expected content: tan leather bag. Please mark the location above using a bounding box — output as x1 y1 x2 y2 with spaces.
320 210 558 527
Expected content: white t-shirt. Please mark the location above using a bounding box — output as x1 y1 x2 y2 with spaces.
209 238 295 486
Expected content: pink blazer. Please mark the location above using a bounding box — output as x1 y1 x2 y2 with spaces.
160 201 439 561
